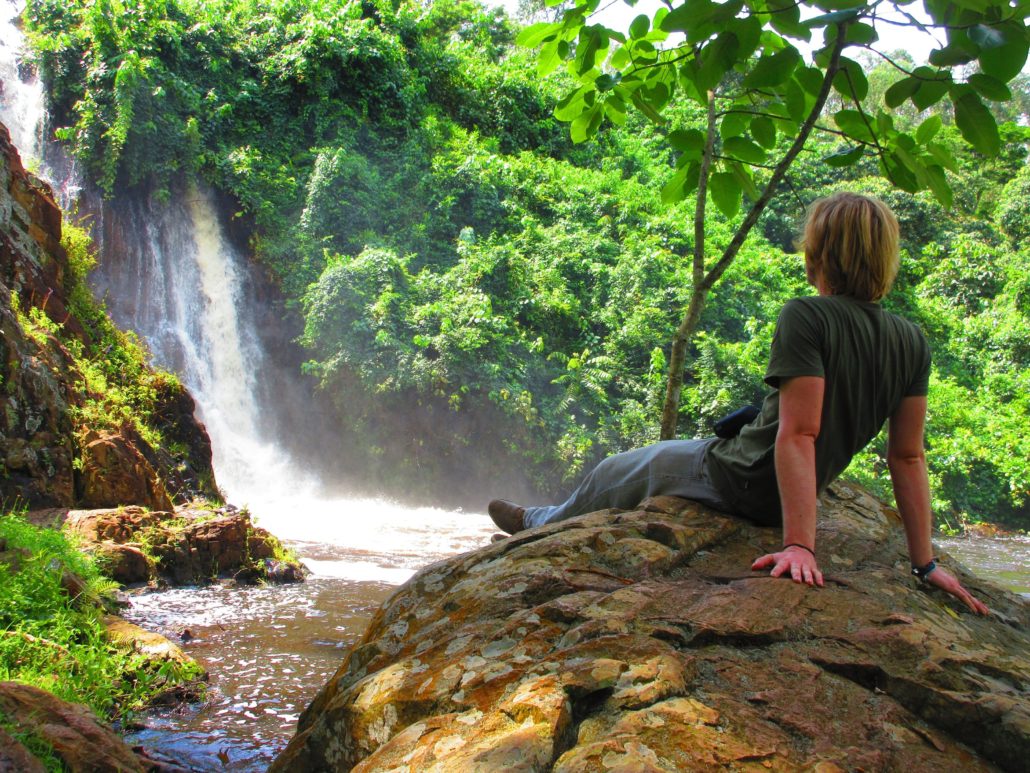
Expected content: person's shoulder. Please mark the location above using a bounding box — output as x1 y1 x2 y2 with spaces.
882 307 927 340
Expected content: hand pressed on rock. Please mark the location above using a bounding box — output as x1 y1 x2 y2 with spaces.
751 545 824 587
926 566 990 616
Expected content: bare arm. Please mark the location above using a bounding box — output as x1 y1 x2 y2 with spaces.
751 375 825 587
887 396 989 615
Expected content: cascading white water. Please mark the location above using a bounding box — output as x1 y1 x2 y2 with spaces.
0 2 42 163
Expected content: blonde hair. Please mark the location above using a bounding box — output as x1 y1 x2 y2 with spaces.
801 192 900 302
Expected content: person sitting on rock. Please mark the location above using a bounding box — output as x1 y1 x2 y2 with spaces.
488 191 989 615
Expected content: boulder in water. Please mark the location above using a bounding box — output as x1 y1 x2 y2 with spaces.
63 504 308 586
271 485 1029 772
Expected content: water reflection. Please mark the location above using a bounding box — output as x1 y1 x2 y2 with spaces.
124 576 395 770
939 533 1030 599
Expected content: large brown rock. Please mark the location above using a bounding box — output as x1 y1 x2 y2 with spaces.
272 485 1029 772
0 681 145 772
77 431 175 512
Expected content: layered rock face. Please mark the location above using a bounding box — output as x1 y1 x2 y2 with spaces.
272 485 1029 772
0 121 217 508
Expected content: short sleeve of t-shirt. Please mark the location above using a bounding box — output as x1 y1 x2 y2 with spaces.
905 330 932 397
764 299 824 388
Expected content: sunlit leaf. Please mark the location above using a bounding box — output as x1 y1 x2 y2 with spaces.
710 171 741 217
629 14 650 40
516 22 559 49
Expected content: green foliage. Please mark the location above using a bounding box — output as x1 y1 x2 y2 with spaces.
21 0 1030 526
521 0 1030 212
59 221 181 448
0 512 202 720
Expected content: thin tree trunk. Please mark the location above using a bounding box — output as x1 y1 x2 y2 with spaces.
658 26 850 439
660 89 717 440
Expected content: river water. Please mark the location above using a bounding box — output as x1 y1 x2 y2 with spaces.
122 500 497 770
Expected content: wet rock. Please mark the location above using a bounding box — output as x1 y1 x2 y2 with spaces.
95 541 153 585
0 681 146 772
272 485 1030 772
0 120 216 512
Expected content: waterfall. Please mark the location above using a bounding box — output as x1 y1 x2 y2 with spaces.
0 0 307 509
85 180 308 505
0 2 42 164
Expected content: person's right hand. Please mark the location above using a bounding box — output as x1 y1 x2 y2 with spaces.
926 566 990 615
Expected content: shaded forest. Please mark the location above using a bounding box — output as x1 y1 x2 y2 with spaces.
21 0 1030 527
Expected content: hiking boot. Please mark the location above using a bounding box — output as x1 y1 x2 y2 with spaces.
488 499 525 535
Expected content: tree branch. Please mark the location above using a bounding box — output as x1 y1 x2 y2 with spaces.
700 20 851 293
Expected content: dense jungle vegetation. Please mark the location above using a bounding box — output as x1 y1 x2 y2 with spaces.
20 0 1030 527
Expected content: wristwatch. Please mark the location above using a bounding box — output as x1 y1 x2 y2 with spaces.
912 558 938 581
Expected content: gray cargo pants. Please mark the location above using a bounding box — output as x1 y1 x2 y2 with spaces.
523 438 732 528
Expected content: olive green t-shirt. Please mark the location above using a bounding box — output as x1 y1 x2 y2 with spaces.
705 294 931 525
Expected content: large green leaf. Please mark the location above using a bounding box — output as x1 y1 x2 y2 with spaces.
974 22 1030 82
952 87 1001 155
538 38 568 77
769 2 811 40
925 163 954 208
750 115 777 148
668 128 706 154
833 57 868 101
884 77 918 108
570 102 603 143
844 22 878 44
968 73 1013 101
723 136 767 164
629 14 650 40
742 46 801 88
911 75 950 110
575 26 605 76
728 160 760 199
696 31 739 91
516 22 559 48
661 161 701 203
834 109 874 142
915 114 943 144
823 145 864 167
710 171 742 217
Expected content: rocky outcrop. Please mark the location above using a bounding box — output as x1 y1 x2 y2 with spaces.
78 431 176 512
0 120 217 510
60 504 307 586
272 485 1029 772
0 681 147 772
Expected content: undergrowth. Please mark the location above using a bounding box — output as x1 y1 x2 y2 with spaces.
0 512 203 722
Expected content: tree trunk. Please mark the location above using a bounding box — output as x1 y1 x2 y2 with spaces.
657 25 850 440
